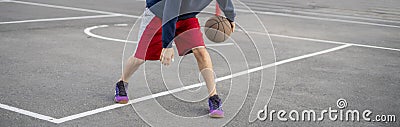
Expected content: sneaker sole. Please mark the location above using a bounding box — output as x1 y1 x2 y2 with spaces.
210 114 224 118
114 98 129 104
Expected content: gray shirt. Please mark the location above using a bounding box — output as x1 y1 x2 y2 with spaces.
147 0 236 48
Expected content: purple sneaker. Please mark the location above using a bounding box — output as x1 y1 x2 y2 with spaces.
208 95 224 118
114 81 129 104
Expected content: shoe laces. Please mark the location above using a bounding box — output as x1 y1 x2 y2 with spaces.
210 95 221 110
117 81 127 96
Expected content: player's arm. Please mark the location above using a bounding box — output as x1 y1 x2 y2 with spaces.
216 0 236 32
161 0 180 49
160 0 181 66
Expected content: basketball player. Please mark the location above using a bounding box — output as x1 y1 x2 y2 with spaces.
114 0 235 118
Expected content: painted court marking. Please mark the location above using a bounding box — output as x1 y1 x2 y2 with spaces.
0 103 56 123
8 0 139 18
236 6 400 24
232 29 400 52
0 17 397 51
0 15 119 25
1 0 399 51
268 34 400 52
231 29 400 52
234 8 400 29
0 44 351 123
3 0 398 52
0 0 398 124
83 24 234 47
264 32 400 52
7 0 400 28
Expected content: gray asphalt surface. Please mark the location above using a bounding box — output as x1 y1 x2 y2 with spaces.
0 0 399 126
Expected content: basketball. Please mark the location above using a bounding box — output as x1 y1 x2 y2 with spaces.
204 16 232 43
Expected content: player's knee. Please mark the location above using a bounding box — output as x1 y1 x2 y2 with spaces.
192 47 207 57
131 56 145 65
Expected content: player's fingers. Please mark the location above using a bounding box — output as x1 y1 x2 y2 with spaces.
161 56 169 66
171 54 174 62
230 22 235 32
165 57 171 66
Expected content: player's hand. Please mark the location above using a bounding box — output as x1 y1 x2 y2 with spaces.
160 48 174 66
230 22 235 32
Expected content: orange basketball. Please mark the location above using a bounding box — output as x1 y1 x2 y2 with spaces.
204 16 232 43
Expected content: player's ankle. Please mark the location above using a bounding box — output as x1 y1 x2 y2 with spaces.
209 93 218 97
118 79 128 83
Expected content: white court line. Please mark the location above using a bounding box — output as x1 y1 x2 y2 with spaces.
7 0 399 51
0 103 57 123
9 0 400 28
269 34 400 52
137 0 400 25
0 0 12 2
235 8 400 24
231 29 400 52
0 44 351 124
5 0 399 51
84 24 400 51
52 44 352 123
246 31 400 52
0 15 119 25
9 0 139 18
0 0 397 123
83 24 234 47
0 13 396 52
235 9 400 29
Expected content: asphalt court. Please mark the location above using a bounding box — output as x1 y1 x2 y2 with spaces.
0 0 399 126
0 2 94 22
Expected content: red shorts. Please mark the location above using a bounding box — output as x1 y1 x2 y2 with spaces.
134 9 205 60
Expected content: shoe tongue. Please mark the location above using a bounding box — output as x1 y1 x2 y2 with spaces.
117 81 125 86
211 95 219 100
118 84 127 96
210 95 220 104
210 95 220 109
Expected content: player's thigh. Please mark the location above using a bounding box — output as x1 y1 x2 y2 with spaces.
174 18 205 56
134 9 163 60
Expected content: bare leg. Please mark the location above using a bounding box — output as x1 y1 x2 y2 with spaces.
120 56 145 82
192 47 217 97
